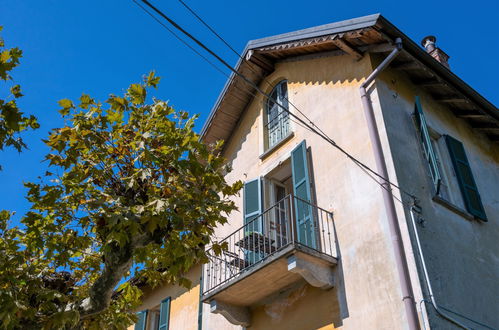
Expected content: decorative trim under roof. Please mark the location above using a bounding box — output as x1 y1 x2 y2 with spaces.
200 14 499 145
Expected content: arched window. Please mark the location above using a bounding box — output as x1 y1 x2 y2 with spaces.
265 80 290 149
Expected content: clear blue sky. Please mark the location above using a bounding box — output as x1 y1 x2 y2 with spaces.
1 0 498 222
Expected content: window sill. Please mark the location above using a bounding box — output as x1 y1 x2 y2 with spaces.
432 195 474 221
259 132 294 160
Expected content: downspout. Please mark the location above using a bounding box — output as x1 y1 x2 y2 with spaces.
198 273 204 330
359 38 420 330
408 204 469 329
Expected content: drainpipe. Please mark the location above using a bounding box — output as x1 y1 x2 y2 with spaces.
359 38 420 330
408 204 469 330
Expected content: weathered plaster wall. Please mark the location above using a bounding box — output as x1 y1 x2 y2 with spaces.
129 265 202 330
204 53 424 329
375 63 499 328
250 283 338 330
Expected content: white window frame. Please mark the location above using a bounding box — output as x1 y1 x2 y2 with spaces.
264 80 291 150
427 129 466 210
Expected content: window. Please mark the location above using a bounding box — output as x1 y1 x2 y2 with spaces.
244 140 317 253
414 97 487 221
265 80 290 149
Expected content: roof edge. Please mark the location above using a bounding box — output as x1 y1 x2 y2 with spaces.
200 14 383 139
200 14 498 142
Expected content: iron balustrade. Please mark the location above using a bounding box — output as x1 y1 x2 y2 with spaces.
202 194 336 295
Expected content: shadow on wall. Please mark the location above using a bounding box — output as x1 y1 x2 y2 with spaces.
222 54 368 166
307 146 350 327
139 265 201 310
245 225 350 329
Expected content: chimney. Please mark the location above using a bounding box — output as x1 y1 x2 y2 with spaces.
421 35 450 69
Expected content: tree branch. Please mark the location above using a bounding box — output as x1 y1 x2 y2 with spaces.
79 232 152 320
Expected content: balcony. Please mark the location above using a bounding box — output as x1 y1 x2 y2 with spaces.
201 195 337 326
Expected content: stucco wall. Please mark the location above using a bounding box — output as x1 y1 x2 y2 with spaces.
203 53 424 329
129 265 202 330
375 63 499 328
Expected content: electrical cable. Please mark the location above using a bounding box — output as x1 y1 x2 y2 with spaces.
175 0 422 208
132 0 230 79
134 0 417 203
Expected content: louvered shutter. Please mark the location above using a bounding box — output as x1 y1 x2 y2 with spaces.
414 96 442 194
445 135 487 221
135 310 147 330
291 141 316 248
243 178 263 264
158 297 171 330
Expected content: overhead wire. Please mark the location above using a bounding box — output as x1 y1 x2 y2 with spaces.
132 0 229 79
174 0 420 204
134 0 417 203
133 0 316 151
175 0 342 148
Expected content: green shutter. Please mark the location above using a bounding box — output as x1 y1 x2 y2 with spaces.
445 135 487 221
414 96 442 194
291 140 316 249
135 310 148 330
158 297 171 330
243 178 263 264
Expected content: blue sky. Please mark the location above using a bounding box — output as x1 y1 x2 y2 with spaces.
1 0 498 221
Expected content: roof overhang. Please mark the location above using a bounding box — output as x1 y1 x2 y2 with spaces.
200 14 499 145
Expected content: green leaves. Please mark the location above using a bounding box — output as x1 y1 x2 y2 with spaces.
0 26 38 160
10 84 22 98
107 95 128 112
0 73 242 329
58 98 74 116
145 70 161 88
79 94 94 109
128 83 146 105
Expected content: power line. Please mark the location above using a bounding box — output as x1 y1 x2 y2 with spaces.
176 0 242 60
135 0 417 202
175 0 336 144
133 1 316 155
131 0 229 79
174 0 418 202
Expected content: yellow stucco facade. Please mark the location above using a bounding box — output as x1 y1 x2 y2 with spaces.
202 53 417 330
128 265 201 330
131 18 498 330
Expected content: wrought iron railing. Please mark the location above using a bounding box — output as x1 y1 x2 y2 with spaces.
202 194 336 295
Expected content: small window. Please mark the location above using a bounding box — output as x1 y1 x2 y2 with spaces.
414 97 487 221
429 133 465 209
265 80 290 149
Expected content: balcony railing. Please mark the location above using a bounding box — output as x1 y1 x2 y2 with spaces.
202 194 336 295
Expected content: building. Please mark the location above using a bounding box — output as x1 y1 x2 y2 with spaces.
130 14 499 330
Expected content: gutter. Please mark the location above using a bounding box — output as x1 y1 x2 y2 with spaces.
359 38 420 330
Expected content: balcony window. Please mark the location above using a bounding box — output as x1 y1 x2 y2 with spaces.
265 80 290 149
201 141 337 327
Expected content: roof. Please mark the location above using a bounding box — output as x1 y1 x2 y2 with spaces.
200 14 499 145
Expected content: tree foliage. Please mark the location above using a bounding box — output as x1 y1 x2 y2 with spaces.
0 72 241 329
0 26 38 164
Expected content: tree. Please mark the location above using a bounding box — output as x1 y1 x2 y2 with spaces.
0 26 38 167
0 72 241 329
